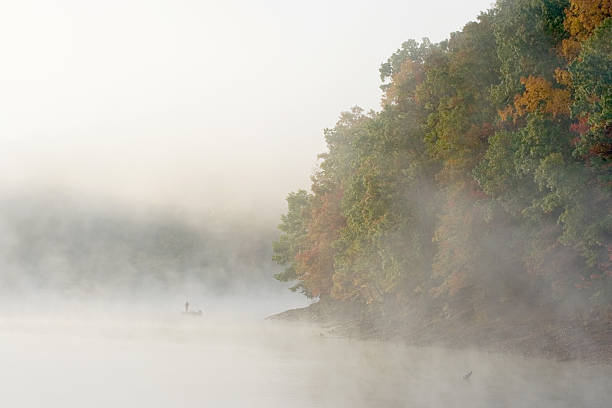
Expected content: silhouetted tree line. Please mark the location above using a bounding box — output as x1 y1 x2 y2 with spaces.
0 194 278 292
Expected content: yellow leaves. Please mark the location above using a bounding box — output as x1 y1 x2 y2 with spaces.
560 38 583 60
554 68 573 87
561 0 612 59
514 76 549 115
499 76 571 121
510 1 611 119
564 0 612 41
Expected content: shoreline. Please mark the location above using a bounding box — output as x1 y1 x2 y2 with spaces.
268 299 612 364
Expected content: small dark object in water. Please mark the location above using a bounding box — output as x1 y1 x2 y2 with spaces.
182 310 202 316
463 370 472 380
183 301 202 316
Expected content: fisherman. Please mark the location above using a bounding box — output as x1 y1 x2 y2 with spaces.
185 301 189 313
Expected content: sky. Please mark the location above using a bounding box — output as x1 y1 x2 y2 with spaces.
0 0 495 219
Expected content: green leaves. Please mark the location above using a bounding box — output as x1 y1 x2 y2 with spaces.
570 18 612 168
272 190 311 293
274 0 611 309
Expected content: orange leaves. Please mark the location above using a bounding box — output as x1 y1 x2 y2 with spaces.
500 76 571 121
499 1 608 120
560 38 583 60
561 0 612 59
294 188 345 298
514 76 571 117
564 0 612 41
381 59 423 107
500 2 608 120
554 68 573 87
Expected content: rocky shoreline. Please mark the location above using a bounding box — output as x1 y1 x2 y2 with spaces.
269 298 612 364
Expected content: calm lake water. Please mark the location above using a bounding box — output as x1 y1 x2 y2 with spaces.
1 307 610 408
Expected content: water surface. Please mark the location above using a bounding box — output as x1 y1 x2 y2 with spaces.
1 310 610 407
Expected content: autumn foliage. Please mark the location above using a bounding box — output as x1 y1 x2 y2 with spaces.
273 0 611 320
514 76 571 117
561 0 612 59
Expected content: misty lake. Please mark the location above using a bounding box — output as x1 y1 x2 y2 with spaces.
1 303 610 408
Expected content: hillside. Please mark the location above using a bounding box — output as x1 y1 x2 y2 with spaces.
272 0 612 359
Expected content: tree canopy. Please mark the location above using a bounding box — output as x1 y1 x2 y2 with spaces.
273 0 611 319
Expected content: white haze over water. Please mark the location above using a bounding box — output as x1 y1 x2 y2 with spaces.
4 1 611 407
1 305 611 408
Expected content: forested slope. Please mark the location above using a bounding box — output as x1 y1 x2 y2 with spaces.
273 0 611 355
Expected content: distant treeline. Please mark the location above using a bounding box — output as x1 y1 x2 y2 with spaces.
274 0 611 318
0 193 278 293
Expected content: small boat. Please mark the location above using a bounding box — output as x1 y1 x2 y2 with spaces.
182 310 202 316
182 301 202 316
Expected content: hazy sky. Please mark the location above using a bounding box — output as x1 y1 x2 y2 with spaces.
0 0 494 218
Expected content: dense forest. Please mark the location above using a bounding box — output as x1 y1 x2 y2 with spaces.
273 0 611 335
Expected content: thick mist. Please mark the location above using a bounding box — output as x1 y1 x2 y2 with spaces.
0 0 494 217
1 1 610 407
0 191 312 319
0 193 273 291
2 313 611 408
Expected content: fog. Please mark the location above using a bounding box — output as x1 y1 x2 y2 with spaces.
2 308 611 408
0 192 290 295
0 199 609 408
0 0 493 216
1 0 611 406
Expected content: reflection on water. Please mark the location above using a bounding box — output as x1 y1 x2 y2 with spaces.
0 312 610 408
